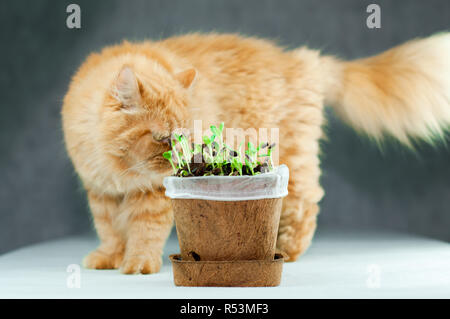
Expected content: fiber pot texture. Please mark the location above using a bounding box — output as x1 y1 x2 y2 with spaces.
169 253 285 287
172 197 283 261
164 165 289 262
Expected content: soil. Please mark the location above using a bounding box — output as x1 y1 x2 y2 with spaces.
175 161 270 177
174 143 271 177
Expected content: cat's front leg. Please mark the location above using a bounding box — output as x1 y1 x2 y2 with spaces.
277 194 321 261
275 135 324 261
120 188 173 274
83 192 125 269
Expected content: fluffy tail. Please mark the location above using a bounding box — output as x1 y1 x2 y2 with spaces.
322 33 450 145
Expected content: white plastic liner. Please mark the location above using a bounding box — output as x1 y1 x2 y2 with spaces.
163 164 289 201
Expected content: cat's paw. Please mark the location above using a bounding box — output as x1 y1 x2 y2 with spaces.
277 230 310 262
277 239 298 262
120 253 162 274
83 249 123 269
277 208 317 262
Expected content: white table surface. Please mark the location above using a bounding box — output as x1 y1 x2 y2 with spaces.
0 228 449 298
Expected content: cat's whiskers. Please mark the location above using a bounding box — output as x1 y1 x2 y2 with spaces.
119 159 149 177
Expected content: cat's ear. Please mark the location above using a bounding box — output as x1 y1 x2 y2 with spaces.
175 68 197 89
112 66 142 110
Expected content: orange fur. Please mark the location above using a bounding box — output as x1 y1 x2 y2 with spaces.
324 33 450 145
62 33 450 273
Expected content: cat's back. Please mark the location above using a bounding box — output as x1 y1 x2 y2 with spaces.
159 33 295 75
160 33 282 55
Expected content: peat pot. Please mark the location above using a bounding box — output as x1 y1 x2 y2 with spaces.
163 164 289 286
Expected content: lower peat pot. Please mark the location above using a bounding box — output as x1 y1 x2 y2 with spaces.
163 165 289 287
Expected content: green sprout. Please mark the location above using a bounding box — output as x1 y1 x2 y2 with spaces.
170 134 183 168
163 151 177 174
231 156 243 176
258 142 275 170
163 123 277 177
202 135 214 165
178 134 192 173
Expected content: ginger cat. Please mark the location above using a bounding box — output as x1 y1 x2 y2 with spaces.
62 33 450 274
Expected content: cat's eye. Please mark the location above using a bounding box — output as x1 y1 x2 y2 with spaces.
152 132 171 145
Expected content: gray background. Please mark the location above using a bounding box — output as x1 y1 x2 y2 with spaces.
0 0 449 254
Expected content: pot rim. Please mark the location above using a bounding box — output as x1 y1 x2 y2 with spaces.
163 164 289 201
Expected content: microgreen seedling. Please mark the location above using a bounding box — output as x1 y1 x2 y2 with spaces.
163 150 177 174
165 123 276 177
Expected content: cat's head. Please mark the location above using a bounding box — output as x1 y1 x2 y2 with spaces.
99 64 196 178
